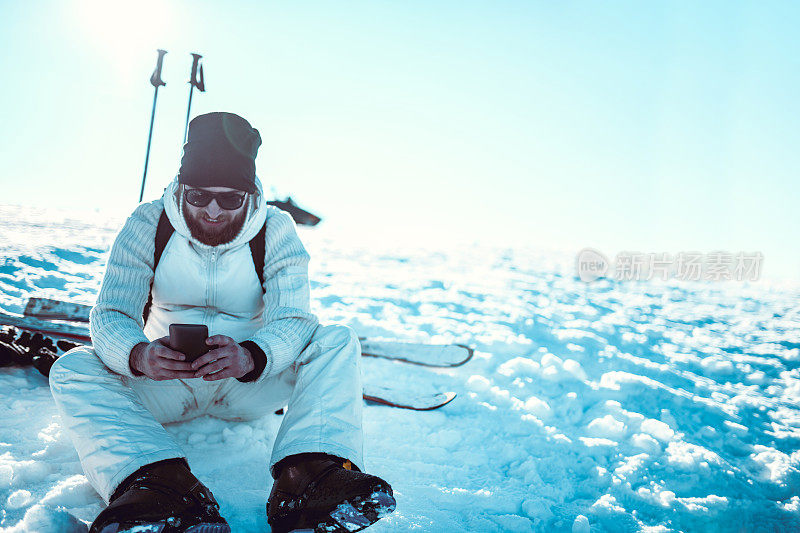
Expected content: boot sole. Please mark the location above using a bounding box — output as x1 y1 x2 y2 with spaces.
288 489 396 533
99 523 231 533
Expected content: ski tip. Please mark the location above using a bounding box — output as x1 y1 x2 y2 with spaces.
440 391 457 404
454 344 474 361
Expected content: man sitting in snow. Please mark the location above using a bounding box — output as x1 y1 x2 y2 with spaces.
49 112 395 533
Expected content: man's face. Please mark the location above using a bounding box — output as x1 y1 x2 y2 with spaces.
182 186 248 246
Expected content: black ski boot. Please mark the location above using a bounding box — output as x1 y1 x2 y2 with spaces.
89 458 229 533
31 346 60 378
267 453 396 533
0 336 26 367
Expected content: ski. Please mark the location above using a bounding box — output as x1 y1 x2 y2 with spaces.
24 297 90 322
363 385 456 411
359 338 473 368
20 298 475 368
0 310 91 342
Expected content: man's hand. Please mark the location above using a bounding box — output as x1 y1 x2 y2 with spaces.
191 335 254 381
130 336 196 380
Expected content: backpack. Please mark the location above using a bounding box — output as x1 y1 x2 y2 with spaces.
142 210 267 325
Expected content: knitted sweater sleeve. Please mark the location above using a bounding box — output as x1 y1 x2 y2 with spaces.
89 201 162 377
242 210 319 382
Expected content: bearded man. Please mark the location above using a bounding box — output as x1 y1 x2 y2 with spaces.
49 112 396 533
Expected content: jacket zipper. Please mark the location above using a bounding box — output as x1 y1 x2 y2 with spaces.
207 250 217 327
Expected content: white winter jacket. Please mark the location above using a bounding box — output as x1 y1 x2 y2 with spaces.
89 176 319 383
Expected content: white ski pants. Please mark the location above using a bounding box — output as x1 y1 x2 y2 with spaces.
49 324 364 503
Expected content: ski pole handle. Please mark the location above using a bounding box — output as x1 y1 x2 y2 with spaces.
150 49 167 87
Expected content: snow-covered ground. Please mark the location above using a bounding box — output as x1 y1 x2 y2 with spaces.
1 203 799 532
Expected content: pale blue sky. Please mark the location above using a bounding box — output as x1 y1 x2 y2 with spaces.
1 1 798 278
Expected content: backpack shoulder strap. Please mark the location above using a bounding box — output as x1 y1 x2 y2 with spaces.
249 220 267 289
143 210 175 325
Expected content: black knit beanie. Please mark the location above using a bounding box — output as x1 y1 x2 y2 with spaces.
178 112 262 194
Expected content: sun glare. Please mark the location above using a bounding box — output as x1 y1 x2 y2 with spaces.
72 0 175 82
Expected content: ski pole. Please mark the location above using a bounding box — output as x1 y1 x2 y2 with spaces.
183 53 205 144
140 49 167 203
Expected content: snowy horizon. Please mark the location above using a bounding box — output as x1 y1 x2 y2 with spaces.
2 201 797 288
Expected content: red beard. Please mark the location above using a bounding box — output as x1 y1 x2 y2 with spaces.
183 203 247 246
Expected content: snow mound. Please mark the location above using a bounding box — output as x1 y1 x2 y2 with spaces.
9 504 88 533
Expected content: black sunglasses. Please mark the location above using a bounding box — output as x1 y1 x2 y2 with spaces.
185 188 247 210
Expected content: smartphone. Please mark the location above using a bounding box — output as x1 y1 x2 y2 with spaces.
168 324 210 363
